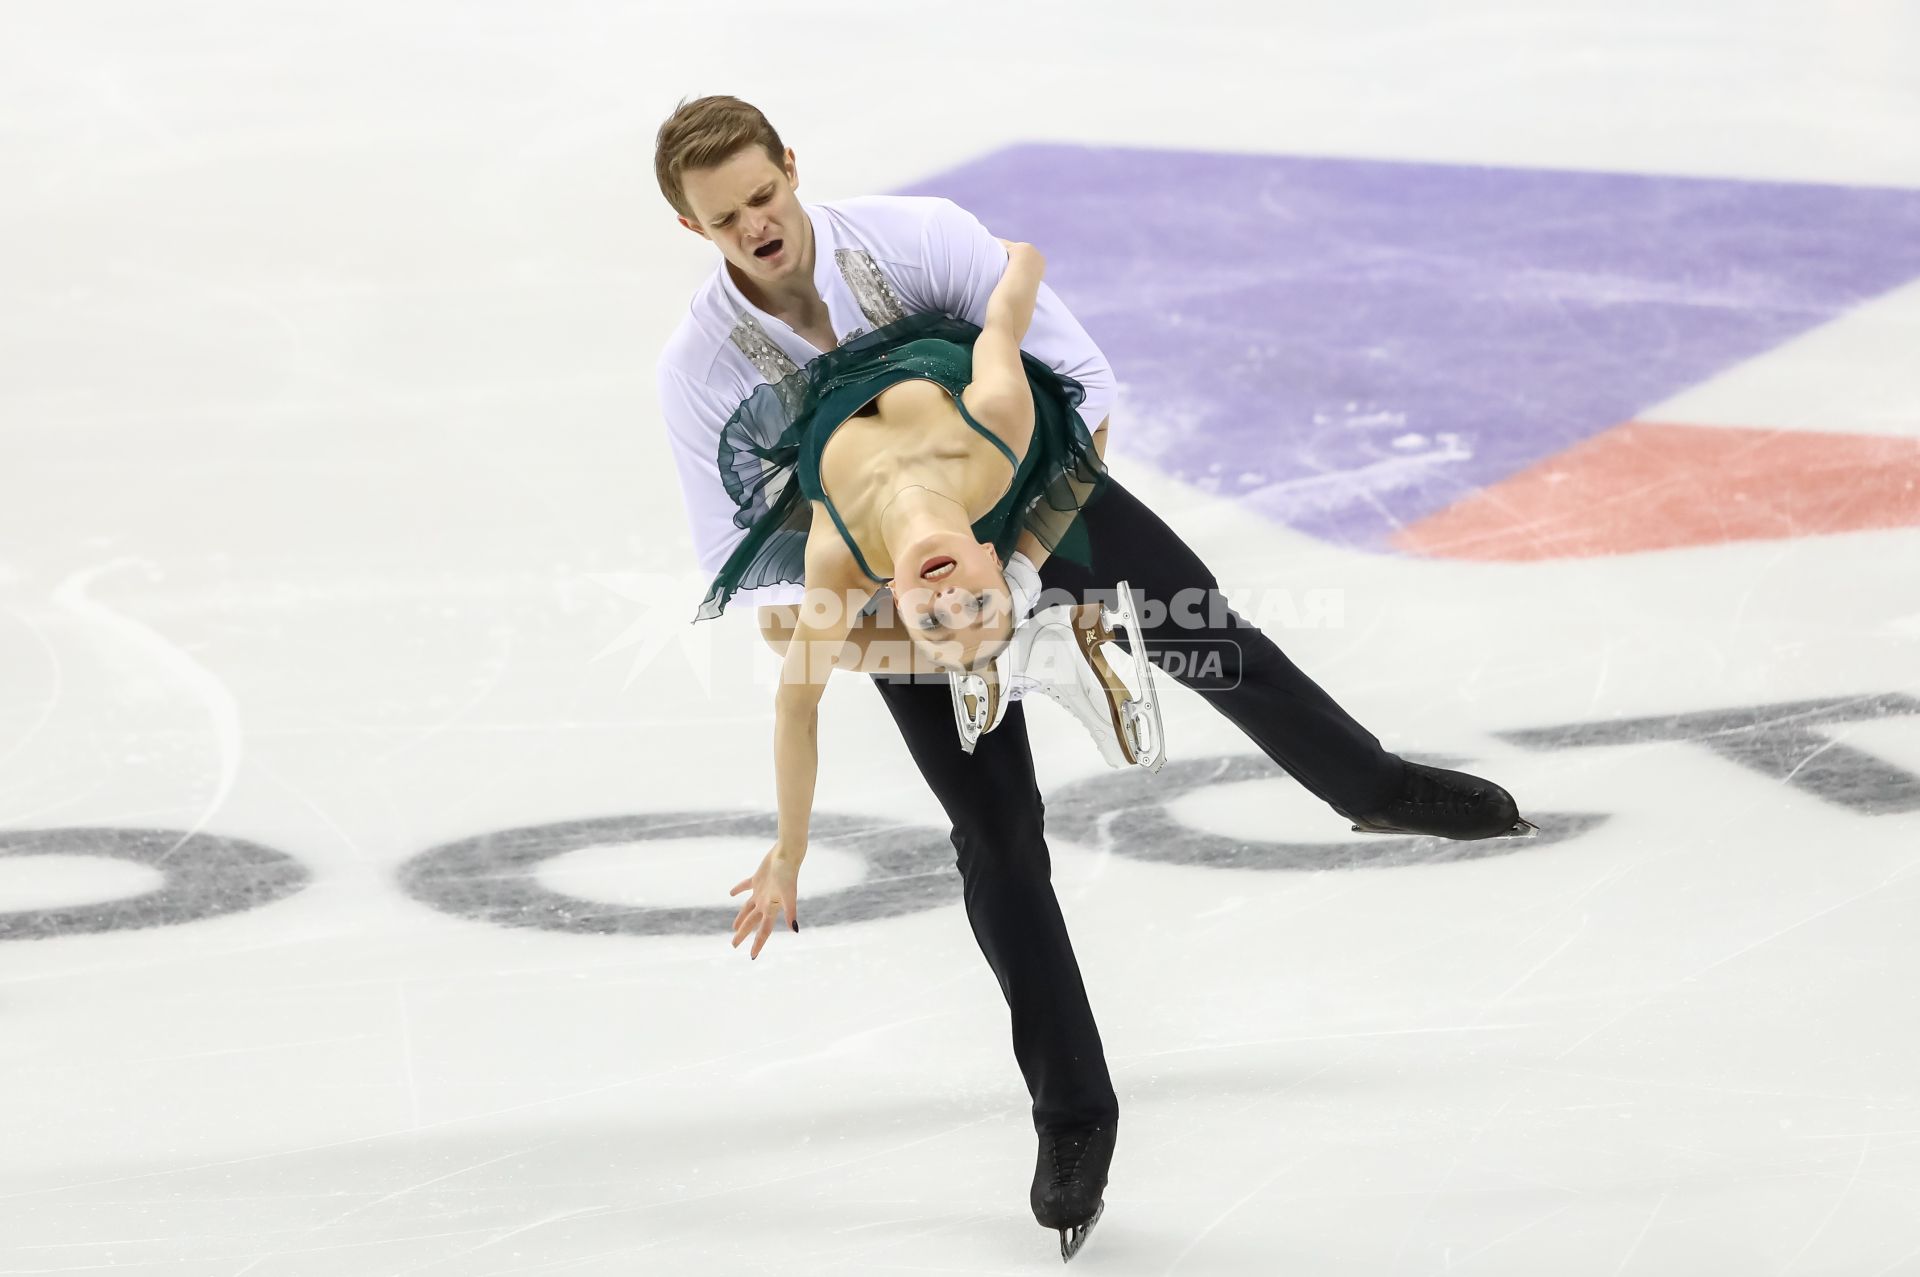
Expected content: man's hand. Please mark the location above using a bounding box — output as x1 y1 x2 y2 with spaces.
729 842 803 960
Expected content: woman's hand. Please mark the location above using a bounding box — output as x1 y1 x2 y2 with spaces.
729 842 803 959
995 237 1045 272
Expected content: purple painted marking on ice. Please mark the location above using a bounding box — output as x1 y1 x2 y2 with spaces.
894 147 1920 549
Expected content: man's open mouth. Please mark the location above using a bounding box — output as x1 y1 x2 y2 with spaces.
753 239 784 259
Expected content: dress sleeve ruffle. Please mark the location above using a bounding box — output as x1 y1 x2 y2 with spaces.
693 371 811 622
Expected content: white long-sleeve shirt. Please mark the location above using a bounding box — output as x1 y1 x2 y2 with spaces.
655 195 1115 613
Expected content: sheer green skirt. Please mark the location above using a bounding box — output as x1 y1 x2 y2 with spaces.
693 312 1108 622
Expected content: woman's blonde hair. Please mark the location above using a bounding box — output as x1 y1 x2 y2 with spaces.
653 96 786 220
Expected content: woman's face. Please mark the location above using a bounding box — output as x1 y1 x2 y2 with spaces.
890 532 1014 669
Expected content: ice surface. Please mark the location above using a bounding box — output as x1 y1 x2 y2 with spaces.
4 2 1920 1273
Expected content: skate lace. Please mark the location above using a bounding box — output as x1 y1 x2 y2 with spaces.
1049 1131 1090 1187
1398 767 1483 815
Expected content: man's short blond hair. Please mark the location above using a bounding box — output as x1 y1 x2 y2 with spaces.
653 96 786 220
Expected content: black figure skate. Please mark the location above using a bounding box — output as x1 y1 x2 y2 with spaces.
1341 760 1536 840
1032 1119 1117 1262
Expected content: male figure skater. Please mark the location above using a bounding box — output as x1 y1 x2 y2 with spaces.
652 95 1525 1259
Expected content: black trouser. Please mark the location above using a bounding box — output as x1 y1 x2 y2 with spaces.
870 477 1404 1133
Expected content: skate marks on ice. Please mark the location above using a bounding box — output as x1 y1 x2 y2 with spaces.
0 773 1587 950
400 810 961 936
1046 692 1920 871
1048 753 1604 872
901 147 1920 553
1502 692 1920 817
11 695 1913 945
0 827 308 940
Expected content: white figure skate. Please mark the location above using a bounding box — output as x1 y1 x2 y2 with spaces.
949 581 1166 771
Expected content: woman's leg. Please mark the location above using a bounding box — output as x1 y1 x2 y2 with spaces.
867 672 1120 1135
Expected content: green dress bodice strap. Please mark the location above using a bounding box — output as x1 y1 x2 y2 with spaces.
693 311 1108 622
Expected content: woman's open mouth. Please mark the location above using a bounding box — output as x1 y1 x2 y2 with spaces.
753 238 784 261
920 556 956 580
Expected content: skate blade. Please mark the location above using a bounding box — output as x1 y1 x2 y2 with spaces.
949 674 984 754
1348 815 1541 839
1082 582 1168 772
1121 702 1166 773
948 669 1004 755
1058 1198 1105 1263
1109 582 1166 771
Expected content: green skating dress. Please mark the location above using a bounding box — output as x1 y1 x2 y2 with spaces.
694 312 1108 621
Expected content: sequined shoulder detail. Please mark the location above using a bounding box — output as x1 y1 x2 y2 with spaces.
726 310 806 417
834 248 907 328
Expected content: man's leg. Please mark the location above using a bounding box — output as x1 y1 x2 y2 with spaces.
869 673 1119 1134
1044 478 1407 816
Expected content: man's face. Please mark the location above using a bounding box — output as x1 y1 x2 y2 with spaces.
678 147 808 289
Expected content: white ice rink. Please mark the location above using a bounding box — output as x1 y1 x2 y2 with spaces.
5 2 1920 1273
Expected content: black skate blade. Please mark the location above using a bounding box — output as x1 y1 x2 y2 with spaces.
1058 1198 1105 1262
1347 816 1540 839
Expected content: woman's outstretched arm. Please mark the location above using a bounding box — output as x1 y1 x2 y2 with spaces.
729 530 867 959
770 536 869 849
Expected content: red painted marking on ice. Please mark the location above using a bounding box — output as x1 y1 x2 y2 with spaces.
1393 422 1920 560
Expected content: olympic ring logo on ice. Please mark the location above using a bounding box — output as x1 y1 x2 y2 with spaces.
4 694 1914 943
